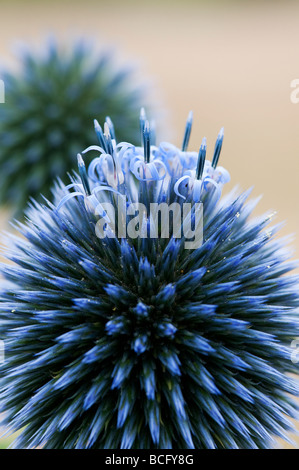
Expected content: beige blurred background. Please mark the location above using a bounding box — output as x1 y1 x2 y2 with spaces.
0 0 299 448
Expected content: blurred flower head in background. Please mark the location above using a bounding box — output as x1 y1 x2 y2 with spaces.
0 39 147 217
0 112 298 449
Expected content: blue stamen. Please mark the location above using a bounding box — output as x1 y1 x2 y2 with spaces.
105 116 116 142
77 154 91 196
104 122 114 156
140 107 146 146
196 137 207 180
212 127 224 169
94 119 106 151
182 111 193 151
143 120 151 164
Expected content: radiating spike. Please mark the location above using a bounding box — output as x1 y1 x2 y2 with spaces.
181 111 193 151
196 137 207 180
212 127 224 169
77 154 91 196
132 335 148 355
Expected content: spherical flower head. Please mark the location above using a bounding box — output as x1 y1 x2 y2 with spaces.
0 39 146 217
0 110 298 449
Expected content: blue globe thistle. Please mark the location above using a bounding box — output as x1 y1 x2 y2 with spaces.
0 40 145 216
0 110 298 449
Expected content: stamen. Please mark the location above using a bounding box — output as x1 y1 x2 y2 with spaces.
104 122 114 156
196 137 207 180
140 107 146 146
143 120 151 164
77 154 91 196
212 127 224 169
105 116 116 142
94 119 106 151
181 111 193 151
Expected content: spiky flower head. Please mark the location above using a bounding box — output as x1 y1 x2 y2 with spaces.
0 110 298 449
0 40 145 216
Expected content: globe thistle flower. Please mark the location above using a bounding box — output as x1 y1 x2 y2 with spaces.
0 110 299 449
0 40 145 216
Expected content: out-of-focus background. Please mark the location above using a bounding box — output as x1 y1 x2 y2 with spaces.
0 0 298 449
